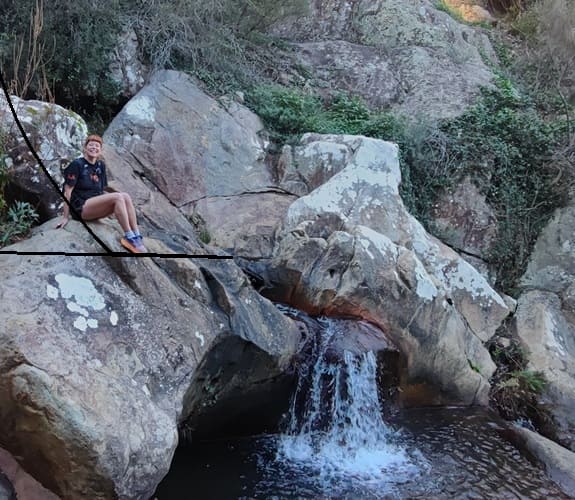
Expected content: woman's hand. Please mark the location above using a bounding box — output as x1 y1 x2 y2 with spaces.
55 216 69 229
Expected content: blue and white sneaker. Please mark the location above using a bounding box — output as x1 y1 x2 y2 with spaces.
120 235 147 253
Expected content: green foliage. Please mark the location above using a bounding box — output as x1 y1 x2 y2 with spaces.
246 85 404 143
133 0 307 94
468 359 481 373
434 0 465 23
509 370 547 393
434 0 492 28
0 0 122 103
246 85 324 142
198 229 211 245
0 201 39 246
510 8 539 39
488 334 550 430
396 122 455 227
0 149 39 247
0 156 7 217
437 76 567 291
0 0 308 119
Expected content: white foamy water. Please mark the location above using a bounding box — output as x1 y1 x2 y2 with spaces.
275 318 424 494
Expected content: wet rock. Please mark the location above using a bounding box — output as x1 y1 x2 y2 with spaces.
510 426 575 495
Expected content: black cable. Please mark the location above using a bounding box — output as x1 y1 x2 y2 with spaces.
0 70 233 260
0 67 113 254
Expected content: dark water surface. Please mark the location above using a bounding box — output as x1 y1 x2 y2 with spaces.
155 407 571 499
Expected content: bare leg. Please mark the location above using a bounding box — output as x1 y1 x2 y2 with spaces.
120 192 139 233
82 193 131 232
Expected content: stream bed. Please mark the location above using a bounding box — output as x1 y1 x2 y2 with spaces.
155 406 570 499
156 315 571 499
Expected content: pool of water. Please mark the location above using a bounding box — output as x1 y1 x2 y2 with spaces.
154 407 571 499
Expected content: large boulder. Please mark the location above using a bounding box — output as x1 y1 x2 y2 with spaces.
0 94 87 220
103 70 293 252
509 426 575 494
108 28 148 99
516 203 575 451
269 0 496 119
259 134 509 405
429 176 498 281
0 218 300 498
0 113 301 498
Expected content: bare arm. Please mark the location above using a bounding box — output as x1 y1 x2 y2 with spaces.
56 184 74 228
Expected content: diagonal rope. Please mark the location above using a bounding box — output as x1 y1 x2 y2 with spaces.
0 67 113 254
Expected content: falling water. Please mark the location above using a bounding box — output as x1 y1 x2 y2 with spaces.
155 312 570 499
273 317 423 497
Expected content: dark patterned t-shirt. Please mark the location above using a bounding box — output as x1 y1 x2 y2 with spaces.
63 158 108 207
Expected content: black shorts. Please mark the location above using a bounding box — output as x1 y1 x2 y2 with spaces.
69 197 86 220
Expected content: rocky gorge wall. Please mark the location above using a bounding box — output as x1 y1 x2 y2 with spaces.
1 0 575 496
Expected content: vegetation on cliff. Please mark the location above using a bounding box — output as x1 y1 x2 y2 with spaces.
0 0 572 284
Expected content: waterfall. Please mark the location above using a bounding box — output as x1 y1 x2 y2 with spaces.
274 316 423 496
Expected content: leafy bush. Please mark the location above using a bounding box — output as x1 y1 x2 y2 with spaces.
506 0 575 123
246 85 404 143
0 153 39 247
0 201 39 246
0 0 308 116
488 334 550 431
438 77 567 291
0 0 125 114
246 85 324 142
247 78 569 293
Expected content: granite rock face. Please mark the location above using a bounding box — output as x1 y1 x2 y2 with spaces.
0 94 87 220
516 203 575 452
260 134 509 405
269 0 496 120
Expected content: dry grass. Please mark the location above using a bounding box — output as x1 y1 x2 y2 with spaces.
3 0 53 100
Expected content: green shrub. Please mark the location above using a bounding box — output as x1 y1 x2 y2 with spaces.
0 201 39 246
247 78 569 293
0 0 307 119
246 85 404 143
0 0 124 114
246 85 324 142
509 369 547 393
0 151 39 247
488 334 550 430
438 77 567 291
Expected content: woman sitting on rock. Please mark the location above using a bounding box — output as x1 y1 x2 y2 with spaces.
55 134 147 253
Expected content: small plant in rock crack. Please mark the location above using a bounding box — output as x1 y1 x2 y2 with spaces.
0 201 39 246
488 335 549 431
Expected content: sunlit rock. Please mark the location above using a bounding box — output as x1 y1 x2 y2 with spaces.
263 133 509 405
0 94 87 220
269 0 497 120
